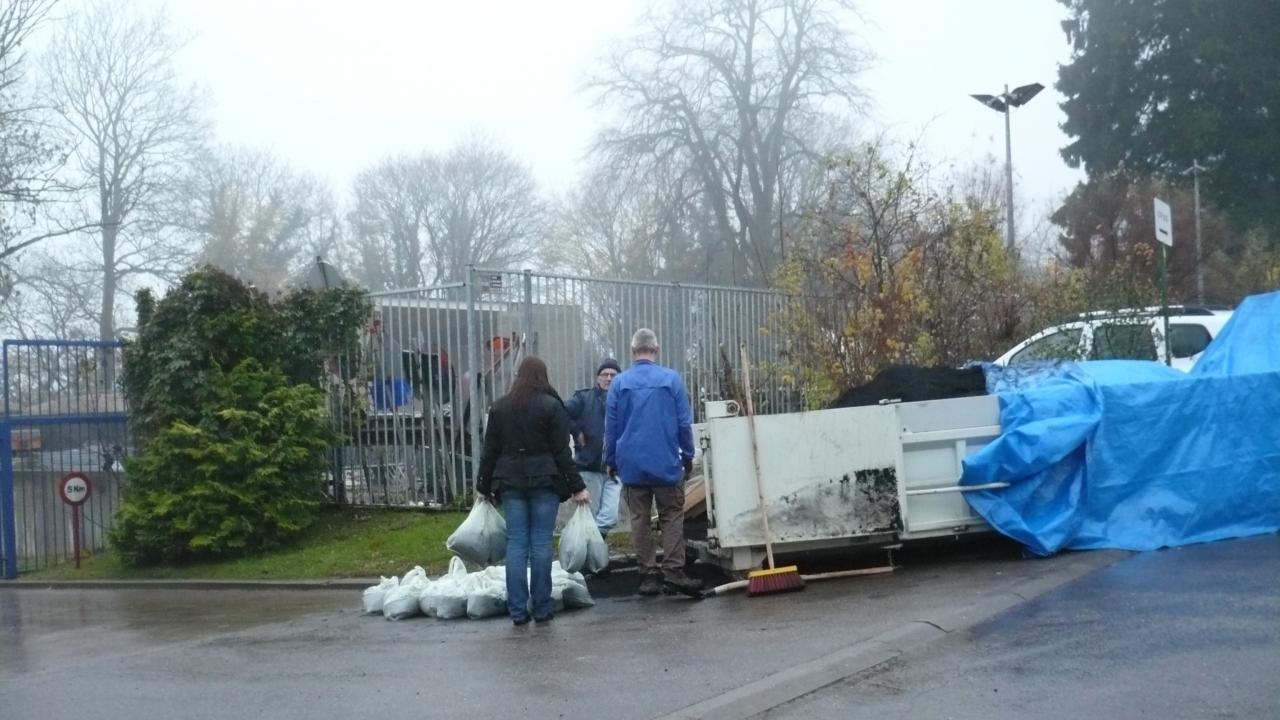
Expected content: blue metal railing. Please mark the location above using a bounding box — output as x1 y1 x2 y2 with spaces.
1 340 128 579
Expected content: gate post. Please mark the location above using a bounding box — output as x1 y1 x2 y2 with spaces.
1 422 16 579
465 265 481 490
522 269 535 355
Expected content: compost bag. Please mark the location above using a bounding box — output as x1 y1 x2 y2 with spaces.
383 566 431 621
447 499 508 565
559 504 609 574
828 365 987 408
361 576 399 615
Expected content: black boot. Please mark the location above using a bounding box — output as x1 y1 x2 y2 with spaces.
638 573 663 596
663 573 705 599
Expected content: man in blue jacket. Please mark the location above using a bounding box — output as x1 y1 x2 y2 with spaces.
604 328 701 597
565 358 622 537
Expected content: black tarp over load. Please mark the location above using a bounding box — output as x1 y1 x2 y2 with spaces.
827 366 987 409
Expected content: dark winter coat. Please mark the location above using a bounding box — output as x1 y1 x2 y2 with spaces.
564 386 607 471
476 391 585 501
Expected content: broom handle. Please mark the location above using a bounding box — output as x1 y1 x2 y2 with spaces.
801 567 895 581
740 343 777 571
705 579 750 596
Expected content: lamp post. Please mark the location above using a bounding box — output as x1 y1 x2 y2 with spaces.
970 82 1044 254
1181 159 1207 304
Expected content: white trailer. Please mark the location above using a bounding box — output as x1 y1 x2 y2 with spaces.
696 395 1006 571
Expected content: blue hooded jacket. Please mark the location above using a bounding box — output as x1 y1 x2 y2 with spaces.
604 359 694 486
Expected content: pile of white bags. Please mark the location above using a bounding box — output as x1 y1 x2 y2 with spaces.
558 504 610 574
360 557 596 621
446 500 507 566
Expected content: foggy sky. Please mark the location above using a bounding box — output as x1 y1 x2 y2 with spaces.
84 0 1083 250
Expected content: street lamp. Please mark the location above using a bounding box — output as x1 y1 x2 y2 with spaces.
970 82 1044 253
1181 159 1208 304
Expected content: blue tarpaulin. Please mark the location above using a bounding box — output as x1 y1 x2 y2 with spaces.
1189 292 1280 376
962 292 1280 555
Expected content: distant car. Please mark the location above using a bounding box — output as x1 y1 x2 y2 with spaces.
994 306 1234 372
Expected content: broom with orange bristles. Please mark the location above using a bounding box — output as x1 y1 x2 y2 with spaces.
739 343 805 597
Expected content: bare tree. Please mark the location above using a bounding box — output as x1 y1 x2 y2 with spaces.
551 169 651 279
590 0 869 285
43 0 206 340
348 152 431 291
177 145 340 293
0 251 98 338
551 162 707 281
423 137 544 282
0 1 56 97
348 138 545 289
0 0 90 272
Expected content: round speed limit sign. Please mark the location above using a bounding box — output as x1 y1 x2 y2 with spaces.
59 472 92 506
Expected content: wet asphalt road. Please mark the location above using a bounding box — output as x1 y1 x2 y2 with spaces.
761 534 1280 720
2 536 1271 719
0 537 1081 720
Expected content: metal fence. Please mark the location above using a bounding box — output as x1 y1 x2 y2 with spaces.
0 272 806 570
0 340 128 577
0 271 808 571
325 268 805 508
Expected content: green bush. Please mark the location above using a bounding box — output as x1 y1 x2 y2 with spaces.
110 362 332 565
275 286 373 387
122 269 279 440
113 266 369 566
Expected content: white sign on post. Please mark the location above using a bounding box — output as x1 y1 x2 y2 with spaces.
1153 197 1173 247
59 472 91 505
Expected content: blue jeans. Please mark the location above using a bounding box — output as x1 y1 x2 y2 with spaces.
581 471 621 533
501 487 560 620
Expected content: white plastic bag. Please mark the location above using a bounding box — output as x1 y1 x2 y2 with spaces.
383 566 431 621
551 564 594 610
425 580 467 620
559 504 610 573
549 583 566 614
420 560 465 617
424 557 470 620
361 575 399 614
561 580 595 609
418 589 436 617
550 561 585 586
465 573 508 620
447 499 508 566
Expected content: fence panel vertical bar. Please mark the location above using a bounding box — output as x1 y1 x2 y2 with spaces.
522 269 535 356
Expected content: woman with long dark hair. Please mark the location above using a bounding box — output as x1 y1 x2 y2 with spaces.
476 355 589 625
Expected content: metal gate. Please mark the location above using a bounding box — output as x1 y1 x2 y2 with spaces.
326 268 806 508
0 340 128 578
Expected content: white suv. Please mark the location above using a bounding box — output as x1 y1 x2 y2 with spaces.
994 306 1234 372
